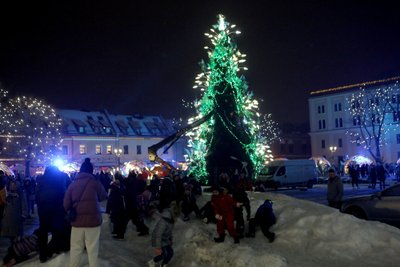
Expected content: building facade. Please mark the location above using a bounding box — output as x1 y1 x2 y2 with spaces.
57 109 185 170
308 76 400 167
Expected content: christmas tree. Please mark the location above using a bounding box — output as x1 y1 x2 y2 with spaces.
185 15 273 184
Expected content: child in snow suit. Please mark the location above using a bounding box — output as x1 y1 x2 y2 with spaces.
3 228 39 267
212 187 241 244
148 208 175 267
181 184 200 221
246 199 276 242
233 184 251 238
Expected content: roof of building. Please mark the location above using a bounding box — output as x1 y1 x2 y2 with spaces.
309 76 400 96
57 109 174 137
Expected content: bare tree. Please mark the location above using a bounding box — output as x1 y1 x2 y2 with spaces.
346 83 400 163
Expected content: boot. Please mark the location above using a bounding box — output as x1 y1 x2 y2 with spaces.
214 234 225 243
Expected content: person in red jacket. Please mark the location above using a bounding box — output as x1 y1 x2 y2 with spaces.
212 187 241 244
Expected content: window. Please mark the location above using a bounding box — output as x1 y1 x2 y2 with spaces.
62 145 68 155
334 103 341 112
79 145 86 155
338 138 343 148
106 145 112 154
339 118 343 127
318 106 321 114
353 116 361 126
123 145 129 155
137 145 142 155
317 105 325 114
104 127 111 134
96 145 101 155
397 134 400 144
335 118 338 128
78 126 85 133
321 140 325 149
318 119 326 129
276 166 286 176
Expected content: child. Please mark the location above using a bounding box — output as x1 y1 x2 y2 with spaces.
148 207 175 267
212 187 241 244
246 199 276 242
3 228 40 267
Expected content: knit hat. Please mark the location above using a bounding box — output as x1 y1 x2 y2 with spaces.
80 158 94 174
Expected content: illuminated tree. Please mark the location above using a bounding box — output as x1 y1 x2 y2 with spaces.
185 15 273 183
346 82 400 163
0 89 63 175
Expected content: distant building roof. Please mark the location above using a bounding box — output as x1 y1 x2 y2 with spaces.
309 76 400 96
57 109 174 137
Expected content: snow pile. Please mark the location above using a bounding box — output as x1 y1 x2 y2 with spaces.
18 191 400 267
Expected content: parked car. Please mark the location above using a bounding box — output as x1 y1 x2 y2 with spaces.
340 183 400 227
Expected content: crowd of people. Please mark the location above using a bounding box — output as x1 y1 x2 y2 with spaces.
0 161 277 267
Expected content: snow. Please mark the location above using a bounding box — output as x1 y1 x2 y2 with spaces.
16 191 400 267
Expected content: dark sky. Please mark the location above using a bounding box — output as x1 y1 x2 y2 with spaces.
1 1 400 125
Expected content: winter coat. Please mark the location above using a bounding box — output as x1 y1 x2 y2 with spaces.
151 208 174 248
212 193 237 218
327 175 344 202
233 188 251 219
13 231 39 257
36 171 67 229
255 200 276 226
106 184 126 221
63 172 108 227
1 192 24 237
136 190 151 220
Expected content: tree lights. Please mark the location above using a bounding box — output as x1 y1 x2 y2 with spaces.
184 15 274 183
346 82 400 163
0 89 63 171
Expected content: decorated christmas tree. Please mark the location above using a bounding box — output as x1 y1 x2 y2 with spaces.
185 15 274 184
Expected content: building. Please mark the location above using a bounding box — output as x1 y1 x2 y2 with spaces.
57 109 185 171
308 76 400 169
270 123 312 160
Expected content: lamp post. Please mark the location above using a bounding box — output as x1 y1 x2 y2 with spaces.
329 146 337 167
114 148 122 171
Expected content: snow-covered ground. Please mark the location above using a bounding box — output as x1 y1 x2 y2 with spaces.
17 191 400 267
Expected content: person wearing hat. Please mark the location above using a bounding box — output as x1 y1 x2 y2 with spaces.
327 168 344 209
64 158 108 267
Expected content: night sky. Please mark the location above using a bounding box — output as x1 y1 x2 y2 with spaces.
1 1 400 125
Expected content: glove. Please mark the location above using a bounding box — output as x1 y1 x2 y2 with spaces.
236 202 243 208
215 214 223 220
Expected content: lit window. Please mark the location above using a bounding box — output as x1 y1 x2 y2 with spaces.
96 145 101 155
106 145 112 154
62 145 68 155
79 145 86 155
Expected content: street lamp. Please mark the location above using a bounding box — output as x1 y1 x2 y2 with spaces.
329 146 337 167
114 148 122 171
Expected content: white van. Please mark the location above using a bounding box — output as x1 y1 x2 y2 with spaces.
257 159 317 189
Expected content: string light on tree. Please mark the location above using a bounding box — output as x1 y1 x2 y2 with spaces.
184 15 275 183
346 81 400 163
0 89 63 169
